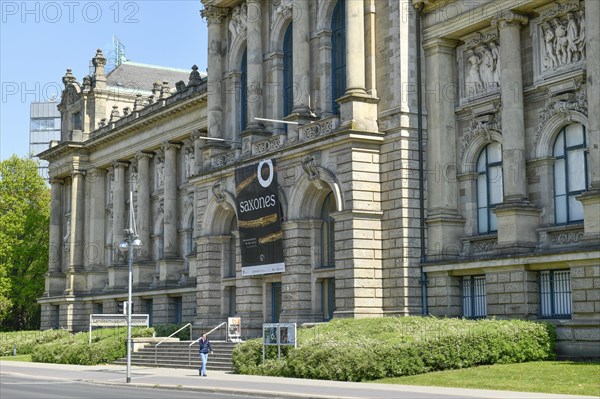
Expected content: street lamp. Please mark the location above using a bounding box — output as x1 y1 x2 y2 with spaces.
119 191 141 383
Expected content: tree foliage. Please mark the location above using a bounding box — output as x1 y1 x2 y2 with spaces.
0 156 50 330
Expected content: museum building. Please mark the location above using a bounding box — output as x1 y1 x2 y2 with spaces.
39 0 599 357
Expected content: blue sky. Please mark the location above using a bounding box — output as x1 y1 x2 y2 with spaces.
0 0 208 160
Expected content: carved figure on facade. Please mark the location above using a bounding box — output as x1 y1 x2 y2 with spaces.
229 3 247 39
155 155 165 189
537 4 585 73
129 163 138 196
184 145 195 179
465 49 483 96
188 65 203 87
302 155 320 181
212 181 226 203
109 105 121 122
63 217 71 252
133 94 144 111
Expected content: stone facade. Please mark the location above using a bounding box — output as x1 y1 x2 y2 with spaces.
38 0 599 357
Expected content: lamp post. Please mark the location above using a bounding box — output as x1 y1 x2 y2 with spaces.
119 191 141 383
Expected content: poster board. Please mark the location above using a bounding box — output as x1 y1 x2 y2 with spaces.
235 159 285 276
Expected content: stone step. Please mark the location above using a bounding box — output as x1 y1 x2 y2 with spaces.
116 339 238 371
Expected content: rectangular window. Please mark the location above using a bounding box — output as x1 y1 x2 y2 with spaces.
144 299 153 326
171 297 182 324
540 270 571 318
462 276 487 318
93 302 103 314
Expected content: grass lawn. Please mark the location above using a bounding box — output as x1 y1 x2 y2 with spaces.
376 361 600 397
0 354 32 362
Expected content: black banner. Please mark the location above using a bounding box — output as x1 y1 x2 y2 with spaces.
235 159 285 276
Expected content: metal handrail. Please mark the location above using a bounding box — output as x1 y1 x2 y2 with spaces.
154 323 192 364
188 322 227 365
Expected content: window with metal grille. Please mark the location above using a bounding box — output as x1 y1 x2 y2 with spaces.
540 270 571 318
553 124 588 224
462 276 487 318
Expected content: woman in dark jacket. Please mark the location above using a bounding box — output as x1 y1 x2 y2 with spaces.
198 333 213 376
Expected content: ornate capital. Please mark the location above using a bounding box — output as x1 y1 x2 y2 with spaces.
71 169 86 177
135 151 154 161
86 168 105 178
161 141 181 152
201 5 228 25
112 161 129 170
492 11 529 29
191 129 208 140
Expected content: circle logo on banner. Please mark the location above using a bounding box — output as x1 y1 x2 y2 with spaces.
257 160 274 188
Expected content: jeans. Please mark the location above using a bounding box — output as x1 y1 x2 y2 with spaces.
200 352 209 375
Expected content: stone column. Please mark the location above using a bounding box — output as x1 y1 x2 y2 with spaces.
337 0 377 132
424 38 464 259
112 161 128 263
345 0 366 95
135 152 153 259
292 0 311 115
48 178 63 273
201 6 228 139
245 0 265 131
162 142 180 258
491 12 540 253
65 169 85 295
493 12 529 202
364 0 377 97
578 0 600 240
87 168 106 268
318 31 333 117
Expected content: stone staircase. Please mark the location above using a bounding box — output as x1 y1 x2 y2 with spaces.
114 340 237 372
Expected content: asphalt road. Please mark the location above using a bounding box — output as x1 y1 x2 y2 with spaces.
0 374 265 399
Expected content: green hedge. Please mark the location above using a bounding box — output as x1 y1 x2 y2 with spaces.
153 323 191 340
232 317 556 382
0 330 71 356
31 327 154 365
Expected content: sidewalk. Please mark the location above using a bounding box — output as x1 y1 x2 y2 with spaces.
0 361 595 399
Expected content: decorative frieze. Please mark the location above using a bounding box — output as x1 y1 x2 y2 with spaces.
531 1 585 83
537 225 585 250
211 150 237 168
299 117 338 141
461 236 498 258
253 135 284 155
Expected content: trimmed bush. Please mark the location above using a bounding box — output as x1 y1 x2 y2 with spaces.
153 323 191 340
31 327 154 365
0 329 70 356
232 317 556 382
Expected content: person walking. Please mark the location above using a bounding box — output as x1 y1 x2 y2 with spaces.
198 333 213 376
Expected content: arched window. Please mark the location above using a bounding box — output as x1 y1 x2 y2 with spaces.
240 49 248 132
553 123 587 224
477 142 503 234
331 0 346 115
321 192 336 268
283 23 293 117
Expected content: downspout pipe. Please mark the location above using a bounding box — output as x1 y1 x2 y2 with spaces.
415 1 428 316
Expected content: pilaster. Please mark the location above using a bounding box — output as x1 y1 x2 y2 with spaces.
424 38 464 259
